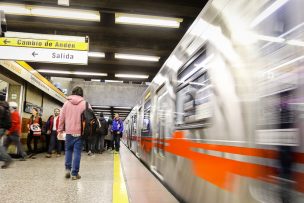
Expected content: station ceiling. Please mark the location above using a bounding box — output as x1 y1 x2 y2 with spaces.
2 0 207 82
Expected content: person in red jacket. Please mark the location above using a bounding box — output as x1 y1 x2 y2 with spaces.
3 102 27 161
46 108 61 158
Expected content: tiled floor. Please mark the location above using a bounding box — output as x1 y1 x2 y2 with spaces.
0 144 178 203
0 151 114 203
120 144 178 203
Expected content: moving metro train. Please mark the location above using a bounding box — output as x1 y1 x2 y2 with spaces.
122 0 304 202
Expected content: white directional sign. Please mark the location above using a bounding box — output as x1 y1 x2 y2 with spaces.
0 36 89 65
0 46 88 64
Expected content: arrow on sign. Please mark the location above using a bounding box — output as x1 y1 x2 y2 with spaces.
32 51 38 57
3 39 11 45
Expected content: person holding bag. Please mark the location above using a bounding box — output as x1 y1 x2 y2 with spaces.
27 107 42 159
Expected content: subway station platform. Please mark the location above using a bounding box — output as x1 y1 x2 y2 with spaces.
0 143 178 203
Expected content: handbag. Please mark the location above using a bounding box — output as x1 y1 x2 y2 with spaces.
30 124 41 136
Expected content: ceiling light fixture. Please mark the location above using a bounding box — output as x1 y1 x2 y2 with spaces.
37 69 107 76
250 0 289 28
88 52 105 58
0 3 100 22
115 53 160 62
105 80 123 83
115 74 149 79
115 13 183 28
114 107 132 109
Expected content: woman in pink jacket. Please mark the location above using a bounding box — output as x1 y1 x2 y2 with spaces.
58 86 87 180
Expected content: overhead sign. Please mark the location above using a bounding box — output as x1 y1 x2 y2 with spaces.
0 36 89 65
0 37 88 50
0 46 88 64
0 60 66 103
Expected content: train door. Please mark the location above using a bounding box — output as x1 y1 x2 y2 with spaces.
136 106 143 157
139 98 153 164
151 84 174 178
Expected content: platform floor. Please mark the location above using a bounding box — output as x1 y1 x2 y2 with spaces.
0 143 178 203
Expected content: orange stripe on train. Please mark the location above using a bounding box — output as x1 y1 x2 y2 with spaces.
137 131 304 192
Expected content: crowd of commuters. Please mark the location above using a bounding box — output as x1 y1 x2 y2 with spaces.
0 86 124 180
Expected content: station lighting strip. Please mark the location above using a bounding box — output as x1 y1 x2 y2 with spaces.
115 13 183 28
105 80 124 83
115 74 149 79
0 3 100 21
88 52 105 58
37 69 107 76
115 53 160 62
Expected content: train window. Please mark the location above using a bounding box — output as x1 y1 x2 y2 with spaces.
175 52 213 129
132 115 137 135
141 100 151 137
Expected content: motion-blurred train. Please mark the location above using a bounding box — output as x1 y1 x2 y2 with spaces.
122 0 304 202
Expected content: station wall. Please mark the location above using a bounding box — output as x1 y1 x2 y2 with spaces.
69 81 148 107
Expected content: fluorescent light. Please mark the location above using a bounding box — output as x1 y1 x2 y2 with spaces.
105 80 123 83
0 3 29 15
250 0 289 28
92 105 110 108
88 52 105 58
37 69 107 76
114 107 132 109
5 31 86 42
115 13 183 28
0 3 100 22
115 53 160 62
91 79 101 82
115 74 149 79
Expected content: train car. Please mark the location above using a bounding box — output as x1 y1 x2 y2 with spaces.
123 0 304 202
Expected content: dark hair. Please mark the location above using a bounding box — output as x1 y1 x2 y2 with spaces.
72 86 83 97
32 107 38 112
100 112 104 117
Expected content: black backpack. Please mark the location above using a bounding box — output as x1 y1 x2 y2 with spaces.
0 101 11 130
98 118 108 135
81 102 97 138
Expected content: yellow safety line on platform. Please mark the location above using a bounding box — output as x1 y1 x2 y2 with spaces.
113 153 129 203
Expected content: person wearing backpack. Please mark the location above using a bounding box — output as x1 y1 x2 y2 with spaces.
3 102 27 161
27 107 42 159
105 118 113 150
96 113 108 154
0 101 13 168
112 113 123 153
58 86 90 180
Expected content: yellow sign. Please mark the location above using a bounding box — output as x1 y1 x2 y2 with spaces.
0 37 88 51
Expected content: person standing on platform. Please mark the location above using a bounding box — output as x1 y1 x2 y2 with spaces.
96 113 108 154
27 107 42 159
46 108 61 158
105 118 113 150
3 102 27 161
0 101 13 168
112 113 123 154
58 86 87 180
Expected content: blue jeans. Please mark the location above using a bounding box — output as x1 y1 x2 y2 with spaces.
48 131 61 154
65 135 82 176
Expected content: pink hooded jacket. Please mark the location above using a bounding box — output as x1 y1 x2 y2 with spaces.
58 95 86 135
